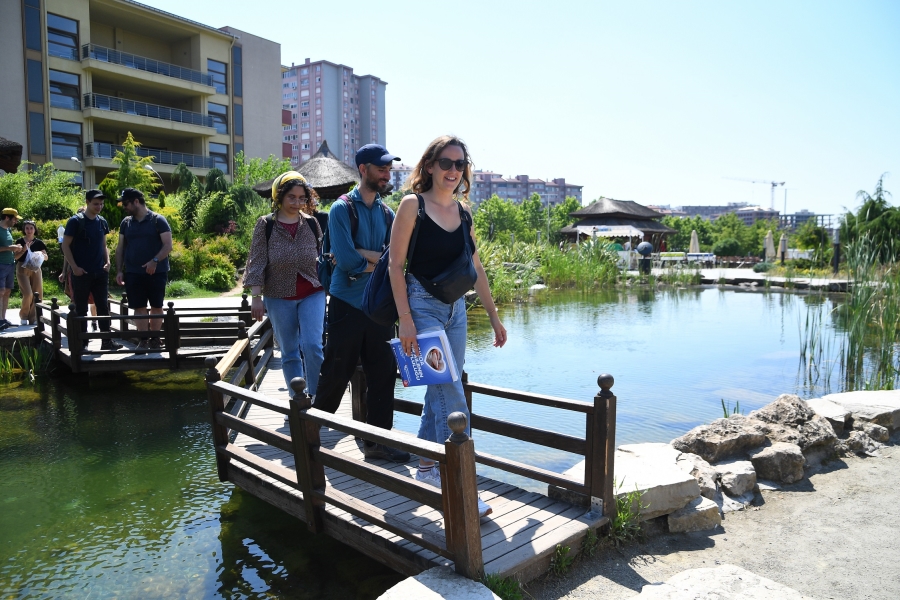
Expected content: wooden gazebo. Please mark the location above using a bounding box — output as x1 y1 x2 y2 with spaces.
253 141 360 201
559 197 676 250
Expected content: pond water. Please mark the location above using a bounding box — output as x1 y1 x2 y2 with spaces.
1 288 841 598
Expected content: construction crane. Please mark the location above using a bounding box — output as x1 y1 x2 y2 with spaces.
725 178 786 210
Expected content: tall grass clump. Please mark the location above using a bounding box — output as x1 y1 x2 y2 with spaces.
476 240 543 304
539 239 620 290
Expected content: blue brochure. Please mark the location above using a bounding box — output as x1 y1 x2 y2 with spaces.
390 329 459 387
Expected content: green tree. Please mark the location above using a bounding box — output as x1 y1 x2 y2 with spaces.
711 213 752 255
520 193 546 236
842 174 899 262
172 163 197 193
0 162 82 219
473 194 523 243
549 196 582 241
662 215 715 251
233 151 293 186
205 168 229 194
98 132 159 225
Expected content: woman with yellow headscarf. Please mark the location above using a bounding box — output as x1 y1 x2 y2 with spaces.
244 172 325 406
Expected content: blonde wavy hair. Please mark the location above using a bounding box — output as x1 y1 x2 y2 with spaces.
404 135 472 200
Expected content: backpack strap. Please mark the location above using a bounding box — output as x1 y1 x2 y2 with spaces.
264 212 276 242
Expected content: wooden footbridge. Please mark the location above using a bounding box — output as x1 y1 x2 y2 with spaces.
204 331 619 582
31 293 261 373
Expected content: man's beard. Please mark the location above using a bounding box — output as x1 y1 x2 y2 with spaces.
364 177 390 195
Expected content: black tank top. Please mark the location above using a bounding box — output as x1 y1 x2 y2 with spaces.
408 211 476 280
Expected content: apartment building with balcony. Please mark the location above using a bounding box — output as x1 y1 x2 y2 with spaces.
471 171 583 205
281 58 387 167
1 0 281 189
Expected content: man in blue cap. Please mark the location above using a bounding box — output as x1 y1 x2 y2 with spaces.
314 144 410 462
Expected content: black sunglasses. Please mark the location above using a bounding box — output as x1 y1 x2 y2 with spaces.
436 158 467 172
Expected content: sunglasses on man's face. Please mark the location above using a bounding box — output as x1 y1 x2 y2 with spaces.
436 158 467 172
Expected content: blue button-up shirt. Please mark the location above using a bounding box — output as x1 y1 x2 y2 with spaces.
328 187 394 309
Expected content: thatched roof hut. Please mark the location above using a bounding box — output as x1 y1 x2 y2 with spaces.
559 196 676 248
0 137 23 174
253 141 359 200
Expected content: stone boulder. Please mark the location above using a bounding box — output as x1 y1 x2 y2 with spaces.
671 415 767 463
713 459 756 496
616 444 701 519
667 496 721 533
377 566 499 600
819 390 900 432
748 394 837 454
747 442 805 484
634 564 811 599
806 397 850 435
675 452 718 500
854 421 890 443
841 430 884 456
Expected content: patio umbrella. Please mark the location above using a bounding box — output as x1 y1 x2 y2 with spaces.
253 140 360 201
779 233 788 263
764 230 776 260
689 230 700 253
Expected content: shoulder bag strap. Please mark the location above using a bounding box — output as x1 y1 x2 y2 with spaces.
405 194 425 275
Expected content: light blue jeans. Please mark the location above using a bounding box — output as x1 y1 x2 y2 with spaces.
264 291 326 396
407 275 469 445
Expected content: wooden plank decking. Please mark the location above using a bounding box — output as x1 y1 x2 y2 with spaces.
227 353 606 581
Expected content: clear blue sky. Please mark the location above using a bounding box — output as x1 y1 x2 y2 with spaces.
145 0 899 216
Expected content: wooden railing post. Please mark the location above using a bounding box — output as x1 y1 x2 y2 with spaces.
164 302 178 368
462 371 473 414
289 377 326 533
34 293 43 333
67 303 83 372
239 322 256 388
240 293 252 328
350 366 367 423
443 411 484 579
205 357 230 482
119 292 129 333
592 374 617 521
50 298 61 351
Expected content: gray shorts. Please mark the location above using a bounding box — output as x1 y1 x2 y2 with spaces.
0 263 15 289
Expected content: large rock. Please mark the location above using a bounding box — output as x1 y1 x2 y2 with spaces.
377 567 500 600
842 430 884 456
675 452 718 500
747 442 805 484
858 422 890 443
634 564 810 599
806 397 850 435
671 415 767 463
713 459 756 496
667 496 721 533
819 390 900 431
748 394 837 454
551 444 700 520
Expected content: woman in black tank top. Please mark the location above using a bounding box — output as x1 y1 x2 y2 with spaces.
387 135 507 518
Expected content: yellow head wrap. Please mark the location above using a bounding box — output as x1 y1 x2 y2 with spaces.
271 171 307 201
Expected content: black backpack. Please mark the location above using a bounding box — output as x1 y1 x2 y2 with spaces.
264 212 323 253
73 211 110 242
317 194 393 290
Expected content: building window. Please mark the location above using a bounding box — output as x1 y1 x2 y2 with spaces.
300 90 309 97
208 59 227 94
28 112 46 155
301 79 309 85
302 143 310 150
232 46 243 97
300 68 308 75
25 0 42 51
47 13 78 60
316 98 320 105
208 102 228 134
27 60 44 103
300 101 309 107
234 103 243 136
48 69 79 110
301 122 309 129
300 111 309 117
234 142 243 157
209 142 229 173
51 119 81 160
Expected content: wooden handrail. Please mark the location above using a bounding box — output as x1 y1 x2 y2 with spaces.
463 381 594 413
214 337 250 378
210 380 288 415
474 450 587 492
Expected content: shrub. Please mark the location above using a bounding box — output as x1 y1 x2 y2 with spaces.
165 280 197 298
155 205 183 234
196 267 235 291
712 237 742 257
195 192 240 234
753 261 775 273
204 235 248 265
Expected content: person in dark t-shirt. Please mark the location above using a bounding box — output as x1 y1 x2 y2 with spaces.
62 189 121 351
15 220 48 325
114 188 173 351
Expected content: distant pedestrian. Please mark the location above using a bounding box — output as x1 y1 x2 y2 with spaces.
15 220 48 326
114 188 173 351
245 171 325 404
388 135 507 517
61 190 121 351
0 208 25 330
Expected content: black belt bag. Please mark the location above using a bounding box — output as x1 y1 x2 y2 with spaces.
414 195 477 305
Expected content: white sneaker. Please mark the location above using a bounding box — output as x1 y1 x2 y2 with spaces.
478 497 492 518
414 465 442 488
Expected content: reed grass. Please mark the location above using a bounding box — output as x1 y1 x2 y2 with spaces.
0 342 54 382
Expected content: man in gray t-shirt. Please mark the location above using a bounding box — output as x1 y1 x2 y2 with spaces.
114 188 173 351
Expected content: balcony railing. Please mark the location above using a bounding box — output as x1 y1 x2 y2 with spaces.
83 93 214 128
84 142 214 170
82 44 214 87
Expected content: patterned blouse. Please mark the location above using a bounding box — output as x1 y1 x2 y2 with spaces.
243 214 322 298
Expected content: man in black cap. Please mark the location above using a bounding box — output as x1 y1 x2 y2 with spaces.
61 190 121 350
314 144 409 462
114 188 173 351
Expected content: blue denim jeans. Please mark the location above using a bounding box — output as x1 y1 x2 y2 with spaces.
407 275 469 445
265 291 326 396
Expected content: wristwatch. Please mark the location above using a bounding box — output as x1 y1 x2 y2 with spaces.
152 257 159 263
